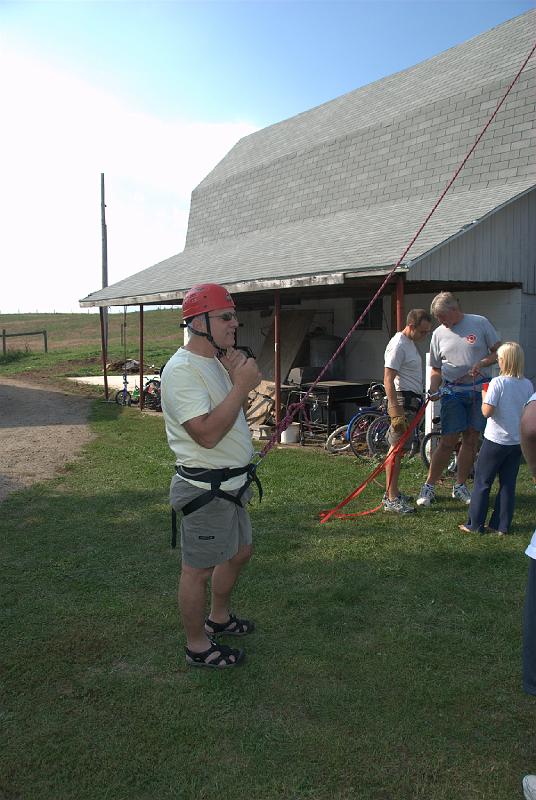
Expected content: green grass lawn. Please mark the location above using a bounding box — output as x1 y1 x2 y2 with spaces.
1 400 535 800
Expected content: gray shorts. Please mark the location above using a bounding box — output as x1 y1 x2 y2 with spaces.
387 391 422 450
387 408 418 450
170 475 253 569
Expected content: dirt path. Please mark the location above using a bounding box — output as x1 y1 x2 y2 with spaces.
0 376 93 502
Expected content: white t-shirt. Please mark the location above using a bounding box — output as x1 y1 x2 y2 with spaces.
161 348 254 490
484 375 534 445
384 332 423 395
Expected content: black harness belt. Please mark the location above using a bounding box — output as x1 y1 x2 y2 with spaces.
175 463 263 517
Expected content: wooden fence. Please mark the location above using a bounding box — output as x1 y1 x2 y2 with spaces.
2 329 48 354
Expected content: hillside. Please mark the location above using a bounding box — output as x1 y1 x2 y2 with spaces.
0 309 182 352
0 309 183 388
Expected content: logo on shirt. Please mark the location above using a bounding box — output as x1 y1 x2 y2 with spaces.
465 334 477 344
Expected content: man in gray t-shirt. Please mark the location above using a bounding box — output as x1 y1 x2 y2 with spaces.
416 292 501 509
429 314 499 386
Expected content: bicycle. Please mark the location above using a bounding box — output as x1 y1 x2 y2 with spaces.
366 409 425 459
115 368 161 410
324 383 387 457
115 367 134 406
420 423 482 478
142 373 162 411
366 409 479 479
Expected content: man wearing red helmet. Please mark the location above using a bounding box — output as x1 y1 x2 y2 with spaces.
161 283 262 668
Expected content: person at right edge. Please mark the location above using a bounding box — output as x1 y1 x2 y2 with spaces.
416 292 501 508
520 390 536 800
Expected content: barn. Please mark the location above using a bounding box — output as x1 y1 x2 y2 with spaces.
80 11 535 413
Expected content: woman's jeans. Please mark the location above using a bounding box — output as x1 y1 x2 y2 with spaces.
465 438 522 533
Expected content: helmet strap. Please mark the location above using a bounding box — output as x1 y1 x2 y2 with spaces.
187 313 227 357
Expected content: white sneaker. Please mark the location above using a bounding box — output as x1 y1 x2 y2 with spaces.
416 484 435 507
452 483 471 505
523 775 536 800
383 495 415 514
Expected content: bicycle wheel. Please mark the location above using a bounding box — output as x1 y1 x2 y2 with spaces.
115 389 132 406
408 415 425 458
325 425 351 454
420 431 457 475
366 414 391 458
348 410 381 458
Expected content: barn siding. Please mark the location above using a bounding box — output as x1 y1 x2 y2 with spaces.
408 188 535 286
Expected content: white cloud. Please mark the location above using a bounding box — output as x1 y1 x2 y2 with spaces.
0 43 258 312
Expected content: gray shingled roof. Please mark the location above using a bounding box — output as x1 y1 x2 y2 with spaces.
80 11 535 308
197 12 535 188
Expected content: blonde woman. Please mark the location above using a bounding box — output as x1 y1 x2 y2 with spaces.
459 342 533 536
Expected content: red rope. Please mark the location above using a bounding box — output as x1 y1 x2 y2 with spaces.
254 41 536 467
319 402 428 523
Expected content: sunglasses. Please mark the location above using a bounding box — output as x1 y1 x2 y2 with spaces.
208 311 238 322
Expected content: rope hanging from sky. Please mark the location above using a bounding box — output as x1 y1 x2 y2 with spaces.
253 40 536 472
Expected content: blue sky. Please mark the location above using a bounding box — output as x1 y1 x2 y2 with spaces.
0 0 533 312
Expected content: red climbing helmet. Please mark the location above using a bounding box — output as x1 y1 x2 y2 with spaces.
181 283 235 320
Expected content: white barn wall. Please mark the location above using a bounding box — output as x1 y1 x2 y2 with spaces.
521 293 536 385
238 297 390 384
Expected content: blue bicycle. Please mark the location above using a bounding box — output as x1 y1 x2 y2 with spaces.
324 383 387 457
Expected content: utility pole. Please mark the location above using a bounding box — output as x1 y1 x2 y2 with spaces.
101 173 109 347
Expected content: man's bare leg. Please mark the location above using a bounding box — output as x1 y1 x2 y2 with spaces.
210 544 252 623
179 563 213 652
456 428 480 485
385 449 403 500
426 431 459 485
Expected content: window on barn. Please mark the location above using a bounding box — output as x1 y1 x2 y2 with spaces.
353 297 383 330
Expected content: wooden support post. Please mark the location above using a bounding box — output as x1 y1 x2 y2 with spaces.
274 290 281 443
99 307 109 400
2 329 6 356
396 274 405 332
43 330 48 353
139 305 144 410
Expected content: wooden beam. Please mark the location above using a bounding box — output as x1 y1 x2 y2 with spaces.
99 307 109 400
274 289 281 443
396 274 405 331
139 305 144 410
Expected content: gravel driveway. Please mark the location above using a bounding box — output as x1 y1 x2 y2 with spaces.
0 377 93 502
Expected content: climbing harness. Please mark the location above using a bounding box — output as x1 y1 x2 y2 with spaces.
171 465 262 548
175 464 262 516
